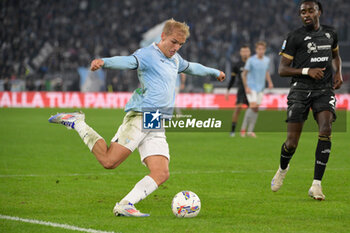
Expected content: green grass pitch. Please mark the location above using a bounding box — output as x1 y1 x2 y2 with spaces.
0 108 349 233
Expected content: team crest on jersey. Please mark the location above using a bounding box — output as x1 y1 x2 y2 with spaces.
307 42 317 53
304 36 312 41
325 33 331 39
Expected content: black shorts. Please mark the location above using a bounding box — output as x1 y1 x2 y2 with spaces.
236 87 249 106
286 88 336 123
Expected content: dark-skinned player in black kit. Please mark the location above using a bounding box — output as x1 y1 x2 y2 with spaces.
270 0 343 200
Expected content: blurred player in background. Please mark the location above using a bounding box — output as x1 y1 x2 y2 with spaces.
240 41 274 137
271 0 343 200
49 19 225 217
225 45 251 137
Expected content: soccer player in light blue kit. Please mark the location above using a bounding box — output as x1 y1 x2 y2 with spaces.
49 19 225 217
240 41 274 137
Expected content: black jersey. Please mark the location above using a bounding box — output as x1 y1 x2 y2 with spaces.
280 25 338 90
227 60 245 90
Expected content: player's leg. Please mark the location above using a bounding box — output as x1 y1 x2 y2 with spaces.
113 132 169 217
241 91 256 137
247 92 263 137
91 141 131 169
240 106 252 137
282 122 304 167
113 155 168 217
49 111 140 169
247 102 258 137
271 122 303 191
271 89 310 192
231 89 248 136
230 103 243 136
308 110 334 200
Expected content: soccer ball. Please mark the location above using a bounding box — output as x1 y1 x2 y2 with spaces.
171 191 201 218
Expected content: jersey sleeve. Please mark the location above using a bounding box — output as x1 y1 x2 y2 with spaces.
132 48 145 70
183 62 220 77
331 30 339 51
177 54 190 73
279 33 297 60
102 56 138 70
244 58 252 71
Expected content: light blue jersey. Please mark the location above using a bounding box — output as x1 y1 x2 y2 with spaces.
176 74 181 88
244 55 270 92
102 43 220 114
127 43 189 113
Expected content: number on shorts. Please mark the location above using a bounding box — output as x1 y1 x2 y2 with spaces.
329 96 335 108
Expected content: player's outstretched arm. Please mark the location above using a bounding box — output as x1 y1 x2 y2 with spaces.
183 62 225 81
90 56 138 71
278 56 325 80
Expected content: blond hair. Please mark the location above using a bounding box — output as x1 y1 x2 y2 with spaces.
255 41 267 48
163 18 190 38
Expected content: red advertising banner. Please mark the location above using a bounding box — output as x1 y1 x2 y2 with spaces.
0 92 349 110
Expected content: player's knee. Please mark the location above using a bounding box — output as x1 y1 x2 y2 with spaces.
285 139 298 150
101 159 116 169
319 123 332 136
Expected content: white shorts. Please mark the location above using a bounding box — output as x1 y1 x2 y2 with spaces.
246 90 264 105
111 111 170 165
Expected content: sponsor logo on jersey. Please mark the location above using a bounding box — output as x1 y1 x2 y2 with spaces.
317 45 331 50
307 42 317 53
310 57 329 62
304 36 312 41
325 33 331 39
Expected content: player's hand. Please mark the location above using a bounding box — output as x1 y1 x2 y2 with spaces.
268 82 274 89
216 71 225 82
333 72 343 89
308 68 325 80
245 87 251 94
90 59 104 71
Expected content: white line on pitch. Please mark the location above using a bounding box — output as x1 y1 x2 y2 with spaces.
0 167 347 178
0 214 115 233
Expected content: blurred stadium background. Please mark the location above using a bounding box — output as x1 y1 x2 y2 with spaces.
1 0 350 94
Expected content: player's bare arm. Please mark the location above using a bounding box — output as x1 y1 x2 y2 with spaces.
278 55 325 80
242 69 251 94
266 71 274 88
90 59 104 71
332 48 343 89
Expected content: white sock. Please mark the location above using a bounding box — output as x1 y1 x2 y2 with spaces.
241 108 252 131
247 110 258 133
74 120 103 151
279 165 288 172
312 180 321 186
120 175 158 205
